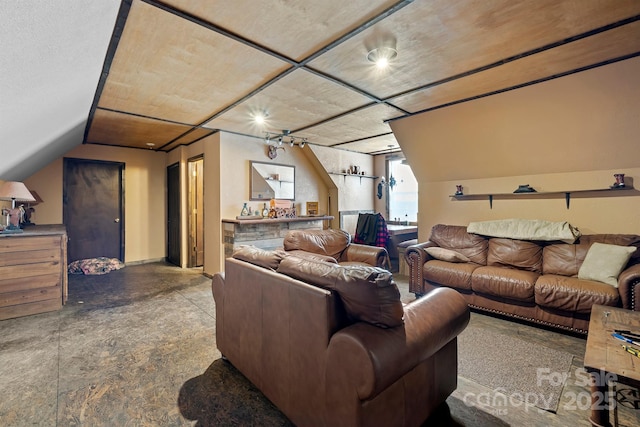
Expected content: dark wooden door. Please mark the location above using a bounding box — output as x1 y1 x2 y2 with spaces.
63 158 124 262
167 163 181 266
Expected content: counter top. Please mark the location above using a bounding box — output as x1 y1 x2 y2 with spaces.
0 224 67 238
222 215 334 225
387 224 418 235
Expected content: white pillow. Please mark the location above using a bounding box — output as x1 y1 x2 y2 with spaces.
578 242 636 287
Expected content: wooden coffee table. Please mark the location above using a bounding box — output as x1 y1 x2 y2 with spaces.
584 304 640 427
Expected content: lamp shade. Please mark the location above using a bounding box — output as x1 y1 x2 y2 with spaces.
0 181 36 203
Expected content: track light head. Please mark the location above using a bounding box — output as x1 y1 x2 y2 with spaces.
300 138 307 148
289 137 295 147
277 136 283 146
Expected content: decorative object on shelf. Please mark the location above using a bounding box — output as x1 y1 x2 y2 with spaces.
455 185 463 196
240 202 249 216
389 175 397 190
377 177 385 199
261 203 269 218
306 201 319 216
351 165 360 174
513 184 536 193
0 181 36 234
611 173 626 188
21 190 42 226
271 199 297 218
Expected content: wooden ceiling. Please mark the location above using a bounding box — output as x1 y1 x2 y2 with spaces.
85 0 640 155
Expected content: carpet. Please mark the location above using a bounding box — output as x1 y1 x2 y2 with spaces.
457 325 574 413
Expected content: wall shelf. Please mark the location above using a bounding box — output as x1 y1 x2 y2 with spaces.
329 172 379 183
450 179 636 209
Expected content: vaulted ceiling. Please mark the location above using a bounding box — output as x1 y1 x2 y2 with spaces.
83 0 640 155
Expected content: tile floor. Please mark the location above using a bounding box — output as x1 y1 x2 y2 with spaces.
0 262 638 426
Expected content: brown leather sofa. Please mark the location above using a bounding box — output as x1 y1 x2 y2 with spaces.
406 224 640 334
212 246 470 427
283 228 389 268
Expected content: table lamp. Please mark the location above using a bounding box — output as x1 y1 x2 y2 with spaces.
0 181 36 233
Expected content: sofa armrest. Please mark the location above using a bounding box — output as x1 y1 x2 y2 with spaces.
342 243 389 268
325 287 469 421
405 241 437 294
618 264 640 311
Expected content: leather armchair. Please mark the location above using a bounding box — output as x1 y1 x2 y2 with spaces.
283 228 389 268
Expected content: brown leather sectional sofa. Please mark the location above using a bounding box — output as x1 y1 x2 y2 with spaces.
212 245 470 427
406 224 640 334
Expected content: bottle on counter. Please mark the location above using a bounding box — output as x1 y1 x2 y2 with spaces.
240 202 249 216
262 203 269 218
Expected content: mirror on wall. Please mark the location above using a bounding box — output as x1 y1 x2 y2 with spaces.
250 161 295 200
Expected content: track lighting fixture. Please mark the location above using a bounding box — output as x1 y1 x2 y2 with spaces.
263 130 309 153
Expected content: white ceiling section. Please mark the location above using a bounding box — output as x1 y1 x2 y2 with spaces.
2 0 640 180
0 0 121 180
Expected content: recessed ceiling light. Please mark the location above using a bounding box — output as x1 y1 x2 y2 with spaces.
146 143 155 148
367 47 397 69
253 111 268 125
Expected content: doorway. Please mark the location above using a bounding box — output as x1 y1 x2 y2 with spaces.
63 158 124 263
188 156 204 267
166 163 180 266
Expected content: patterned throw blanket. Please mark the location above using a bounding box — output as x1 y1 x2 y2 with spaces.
467 219 581 243
68 257 125 275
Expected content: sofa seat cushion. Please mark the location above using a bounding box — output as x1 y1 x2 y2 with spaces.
277 256 404 328
471 266 539 302
535 275 620 313
423 260 478 291
487 238 543 273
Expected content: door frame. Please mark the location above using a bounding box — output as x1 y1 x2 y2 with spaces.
188 155 204 267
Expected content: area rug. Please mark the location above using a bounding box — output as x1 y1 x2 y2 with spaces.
457 325 574 413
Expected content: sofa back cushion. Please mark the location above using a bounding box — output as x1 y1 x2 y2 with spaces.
283 229 350 260
543 234 640 276
232 245 287 270
487 238 543 273
429 224 488 265
277 256 404 328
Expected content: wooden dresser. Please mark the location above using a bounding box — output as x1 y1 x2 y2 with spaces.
0 225 68 320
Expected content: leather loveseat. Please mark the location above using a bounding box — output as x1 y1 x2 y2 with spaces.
212 245 470 427
406 223 640 334
283 228 389 268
